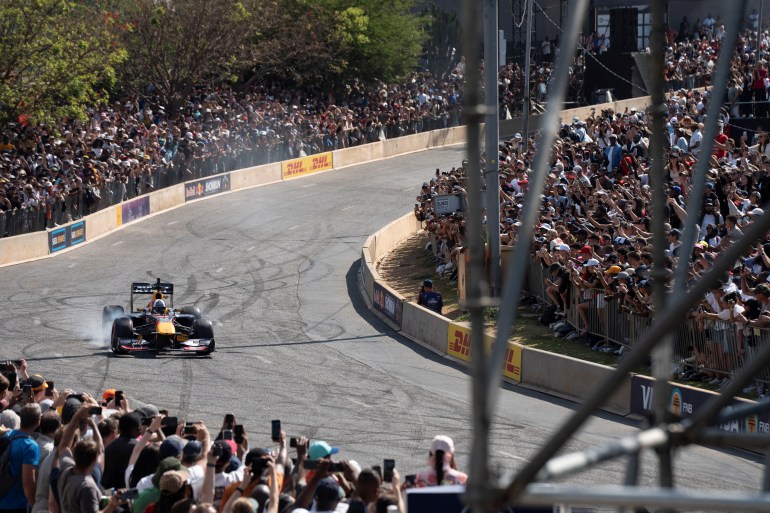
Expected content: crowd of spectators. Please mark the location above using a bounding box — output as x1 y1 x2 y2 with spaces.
415 23 770 398
0 72 464 237
0 359 468 513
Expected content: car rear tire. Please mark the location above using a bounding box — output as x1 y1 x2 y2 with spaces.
102 305 125 339
111 317 133 355
193 319 214 355
179 306 202 319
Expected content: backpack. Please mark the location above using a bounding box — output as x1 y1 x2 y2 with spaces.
0 432 30 498
539 304 558 326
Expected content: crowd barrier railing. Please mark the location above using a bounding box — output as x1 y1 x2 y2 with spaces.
524 257 770 391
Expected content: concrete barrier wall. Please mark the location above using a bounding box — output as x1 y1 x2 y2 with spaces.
382 131 433 159
0 231 49 266
402 302 450 354
230 163 282 191
149 184 185 214
360 208 633 415
521 346 631 414
333 142 385 169
369 214 421 262
85 205 118 240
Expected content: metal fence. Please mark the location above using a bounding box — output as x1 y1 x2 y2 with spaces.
0 113 464 239
525 257 770 390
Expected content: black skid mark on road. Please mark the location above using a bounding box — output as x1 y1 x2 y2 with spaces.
193 292 219 317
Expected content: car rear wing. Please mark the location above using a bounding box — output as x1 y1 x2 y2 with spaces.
130 279 174 311
132 282 174 295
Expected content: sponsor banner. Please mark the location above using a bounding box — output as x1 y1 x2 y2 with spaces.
117 196 150 226
48 226 68 253
48 221 86 253
630 375 770 433
185 173 231 202
434 194 463 215
446 323 522 382
372 282 402 328
281 152 333 179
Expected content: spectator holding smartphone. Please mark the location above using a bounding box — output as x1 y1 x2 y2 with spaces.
414 435 467 487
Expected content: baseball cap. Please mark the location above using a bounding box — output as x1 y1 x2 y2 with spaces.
430 435 455 454
213 440 232 464
584 258 600 267
182 440 203 463
423 279 433 287
308 441 340 461
159 437 184 459
102 389 116 403
315 477 341 501
616 272 630 280
580 246 592 254
605 265 622 276
152 457 185 488
158 469 189 493
24 374 47 392
61 397 82 425
137 404 160 419
539 223 552 231
556 244 570 252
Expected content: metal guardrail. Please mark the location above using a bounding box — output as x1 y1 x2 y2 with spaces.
525 258 770 390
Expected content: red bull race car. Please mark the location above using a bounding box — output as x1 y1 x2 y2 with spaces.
102 278 215 355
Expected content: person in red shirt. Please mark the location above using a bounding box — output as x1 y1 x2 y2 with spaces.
714 122 728 160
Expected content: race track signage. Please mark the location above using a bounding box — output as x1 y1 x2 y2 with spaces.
48 221 86 253
281 152 333 179
185 173 231 202
446 322 521 382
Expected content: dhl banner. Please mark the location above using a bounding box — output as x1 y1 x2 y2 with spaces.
281 152 333 179
446 322 522 382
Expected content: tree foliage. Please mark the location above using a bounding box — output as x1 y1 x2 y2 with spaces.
248 0 426 87
118 0 255 105
0 0 127 123
0 0 428 123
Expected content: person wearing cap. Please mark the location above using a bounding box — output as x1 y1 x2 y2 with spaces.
149 468 192 513
131 456 188 513
414 435 467 487
417 279 443 315
0 404 41 513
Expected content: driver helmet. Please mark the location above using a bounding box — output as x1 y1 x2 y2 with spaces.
152 299 166 314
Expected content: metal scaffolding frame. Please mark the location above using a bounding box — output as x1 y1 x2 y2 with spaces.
461 0 770 511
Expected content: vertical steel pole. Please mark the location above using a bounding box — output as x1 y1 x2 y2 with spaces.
648 0 675 491
522 0 534 147
757 0 765 52
463 0 491 511
485 0 502 297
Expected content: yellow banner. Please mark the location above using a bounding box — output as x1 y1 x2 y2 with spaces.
446 322 522 382
115 207 123 226
281 152 333 179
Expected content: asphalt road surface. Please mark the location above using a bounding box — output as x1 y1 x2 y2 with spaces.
0 145 763 503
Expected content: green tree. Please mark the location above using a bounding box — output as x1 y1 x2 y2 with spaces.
119 0 255 105
247 0 426 87
0 0 127 123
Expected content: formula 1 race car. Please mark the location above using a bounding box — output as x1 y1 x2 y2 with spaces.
102 278 215 355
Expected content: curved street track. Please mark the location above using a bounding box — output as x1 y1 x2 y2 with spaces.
0 145 762 494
